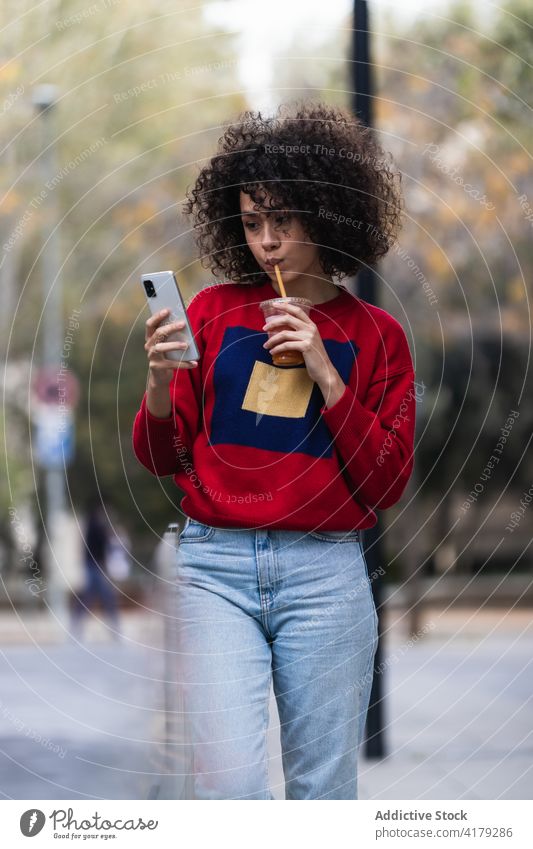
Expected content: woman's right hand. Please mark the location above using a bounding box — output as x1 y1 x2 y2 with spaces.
144 309 199 417
144 308 198 388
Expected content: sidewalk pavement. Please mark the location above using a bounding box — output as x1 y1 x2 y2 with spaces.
358 606 533 800
0 610 163 799
0 606 531 799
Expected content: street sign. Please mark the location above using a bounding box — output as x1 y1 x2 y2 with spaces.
34 406 75 467
33 366 80 408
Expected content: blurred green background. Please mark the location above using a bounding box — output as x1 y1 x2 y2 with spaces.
1 0 532 588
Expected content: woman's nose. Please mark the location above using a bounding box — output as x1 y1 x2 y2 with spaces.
261 222 280 251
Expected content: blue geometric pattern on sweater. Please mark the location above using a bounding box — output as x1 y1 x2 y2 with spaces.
208 326 359 458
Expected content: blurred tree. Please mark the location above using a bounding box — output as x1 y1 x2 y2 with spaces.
269 0 532 569
1 0 246 564
1 0 531 570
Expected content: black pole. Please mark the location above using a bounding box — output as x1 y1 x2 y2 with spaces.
352 0 386 760
353 0 373 127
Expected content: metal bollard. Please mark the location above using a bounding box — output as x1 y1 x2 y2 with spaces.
153 522 195 799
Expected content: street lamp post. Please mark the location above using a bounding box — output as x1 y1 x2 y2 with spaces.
352 0 386 759
32 84 69 629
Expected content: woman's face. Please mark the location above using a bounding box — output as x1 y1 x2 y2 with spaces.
240 189 324 285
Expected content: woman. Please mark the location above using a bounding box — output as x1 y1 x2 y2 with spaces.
132 101 416 799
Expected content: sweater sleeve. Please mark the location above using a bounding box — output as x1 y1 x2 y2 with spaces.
320 316 416 510
131 290 206 477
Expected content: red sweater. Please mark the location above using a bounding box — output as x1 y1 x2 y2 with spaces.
132 280 416 531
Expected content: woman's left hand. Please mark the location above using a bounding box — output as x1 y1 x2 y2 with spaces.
262 302 343 395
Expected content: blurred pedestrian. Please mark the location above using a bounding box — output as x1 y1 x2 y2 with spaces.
106 521 132 582
70 498 121 641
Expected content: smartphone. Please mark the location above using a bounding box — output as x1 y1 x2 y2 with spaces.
141 271 200 362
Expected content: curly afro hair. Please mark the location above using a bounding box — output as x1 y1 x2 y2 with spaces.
183 100 403 285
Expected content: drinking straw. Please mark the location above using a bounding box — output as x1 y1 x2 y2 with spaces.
274 264 287 298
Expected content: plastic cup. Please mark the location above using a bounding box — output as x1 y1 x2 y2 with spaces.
260 296 313 366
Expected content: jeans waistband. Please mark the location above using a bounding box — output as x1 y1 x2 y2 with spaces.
182 516 361 540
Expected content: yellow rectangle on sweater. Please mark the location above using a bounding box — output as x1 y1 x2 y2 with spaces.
241 361 314 418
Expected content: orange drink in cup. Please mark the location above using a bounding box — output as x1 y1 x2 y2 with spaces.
260 264 312 366
260 296 312 366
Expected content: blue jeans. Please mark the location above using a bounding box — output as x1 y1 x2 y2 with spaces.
175 517 378 800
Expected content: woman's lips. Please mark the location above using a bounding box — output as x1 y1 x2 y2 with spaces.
264 259 283 269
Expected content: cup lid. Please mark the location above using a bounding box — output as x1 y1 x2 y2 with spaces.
259 296 313 308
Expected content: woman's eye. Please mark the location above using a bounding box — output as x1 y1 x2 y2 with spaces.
245 222 258 231
274 214 290 226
